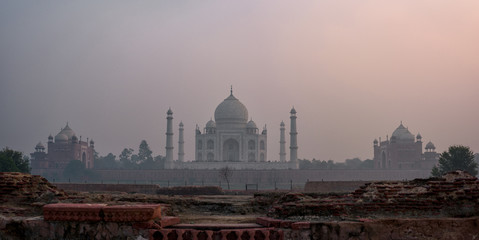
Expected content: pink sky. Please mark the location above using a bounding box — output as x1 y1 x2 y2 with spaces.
1 1 478 162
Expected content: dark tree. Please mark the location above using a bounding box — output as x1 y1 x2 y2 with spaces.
119 148 134 169
93 150 99 162
359 159 374 169
219 166 233 190
94 153 118 169
0 147 30 173
63 160 98 182
153 155 166 169
139 154 164 170
299 158 374 170
138 140 153 163
63 160 85 181
298 159 312 169
431 145 477 177
345 158 362 169
130 154 139 166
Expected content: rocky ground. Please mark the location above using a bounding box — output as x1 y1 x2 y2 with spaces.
0 172 67 217
65 192 263 224
0 172 271 224
3 171 479 240
267 170 479 221
2 171 479 222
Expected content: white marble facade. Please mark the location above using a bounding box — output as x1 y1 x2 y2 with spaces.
165 88 298 170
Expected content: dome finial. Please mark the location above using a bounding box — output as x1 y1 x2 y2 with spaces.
230 85 233 95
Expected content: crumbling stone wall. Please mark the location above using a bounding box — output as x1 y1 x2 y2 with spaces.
256 216 479 240
304 181 370 193
156 186 223 195
310 217 479 240
0 172 67 216
54 183 159 194
270 171 479 219
3 171 479 240
0 215 151 240
54 183 224 195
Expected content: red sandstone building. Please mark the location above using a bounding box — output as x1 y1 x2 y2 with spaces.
373 122 438 170
30 123 94 178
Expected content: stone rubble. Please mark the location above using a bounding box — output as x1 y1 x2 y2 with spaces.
269 170 479 219
0 172 67 216
2 171 479 239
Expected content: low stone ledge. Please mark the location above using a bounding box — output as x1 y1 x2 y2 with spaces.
291 222 311 230
149 227 282 240
43 203 163 223
171 223 264 230
157 216 180 228
43 203 106 222
256 217 307 230
257 217 283 227
103 204 161 222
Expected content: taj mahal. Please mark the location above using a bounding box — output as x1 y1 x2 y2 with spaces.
164 88 299 170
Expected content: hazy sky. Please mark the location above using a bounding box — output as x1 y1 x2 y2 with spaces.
1 1 478 162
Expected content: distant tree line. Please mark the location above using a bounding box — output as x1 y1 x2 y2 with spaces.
298 158 374 170
93 140 165 170
63 140 165 182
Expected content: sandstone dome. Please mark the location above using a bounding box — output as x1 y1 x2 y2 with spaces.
55 133 68 142
58 123 76 140
426 141 436 150
35 142 45 149
391 123 415 141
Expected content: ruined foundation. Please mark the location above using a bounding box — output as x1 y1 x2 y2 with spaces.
2 171 479 240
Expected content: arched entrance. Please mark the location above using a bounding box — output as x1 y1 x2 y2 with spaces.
82 152 86 166
223 139 239 162
381 151 387 169
207 152 214 161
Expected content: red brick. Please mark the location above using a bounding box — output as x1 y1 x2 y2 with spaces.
158 216 180 228
291 222 310 230
279 220 294 228
43 203 105 221
133 222 161 230
256 217 282 227
103 204 161 222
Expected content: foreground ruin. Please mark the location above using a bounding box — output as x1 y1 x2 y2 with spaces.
1 171 479 239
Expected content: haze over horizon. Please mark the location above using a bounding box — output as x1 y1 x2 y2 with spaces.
1 1 478 162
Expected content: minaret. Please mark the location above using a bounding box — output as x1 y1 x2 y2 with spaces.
279 121 286 162
289 107 298 162
165 108 174 168
178 121 184 162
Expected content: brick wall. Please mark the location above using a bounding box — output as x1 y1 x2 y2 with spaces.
54 183 158 194
304 181 371 193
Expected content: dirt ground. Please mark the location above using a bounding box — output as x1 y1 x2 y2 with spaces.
62 191 268 224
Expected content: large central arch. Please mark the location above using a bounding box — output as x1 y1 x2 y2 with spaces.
381 151 387 169
223 139 239 162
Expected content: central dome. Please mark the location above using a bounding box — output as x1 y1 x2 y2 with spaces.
58 123 76 140
391 123 415 141
214 92 248 124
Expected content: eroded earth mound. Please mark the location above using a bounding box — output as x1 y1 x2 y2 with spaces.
0 172 67 216
269 171 479 220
